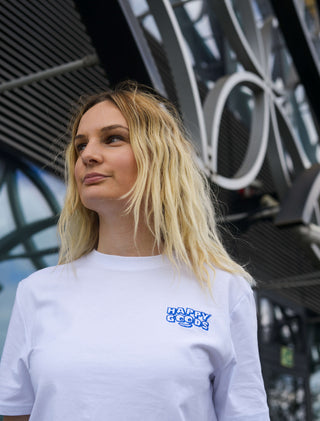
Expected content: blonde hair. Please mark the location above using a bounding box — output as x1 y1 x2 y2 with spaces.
58 81 253 286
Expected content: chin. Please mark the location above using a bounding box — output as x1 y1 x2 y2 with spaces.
81 196 130 213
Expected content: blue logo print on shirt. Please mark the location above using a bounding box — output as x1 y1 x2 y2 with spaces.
166 307 211 331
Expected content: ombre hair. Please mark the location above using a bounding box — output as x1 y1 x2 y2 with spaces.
58 81 253 286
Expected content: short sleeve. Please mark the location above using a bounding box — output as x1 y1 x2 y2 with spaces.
212 289 270 421
0 283 34 415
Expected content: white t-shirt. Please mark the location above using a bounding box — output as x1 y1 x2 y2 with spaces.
0 250 270 420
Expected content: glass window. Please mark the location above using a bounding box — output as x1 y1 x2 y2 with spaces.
267 371 307 420
0 155 65 354
309 321 320 420
259 297 305 352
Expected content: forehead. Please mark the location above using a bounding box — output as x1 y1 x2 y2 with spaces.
76 101 128 134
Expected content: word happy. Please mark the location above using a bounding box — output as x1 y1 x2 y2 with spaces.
166 307 211 331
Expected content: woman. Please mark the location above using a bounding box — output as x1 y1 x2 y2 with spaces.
0 81 270 420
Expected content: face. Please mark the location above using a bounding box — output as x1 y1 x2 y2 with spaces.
74 100 138 214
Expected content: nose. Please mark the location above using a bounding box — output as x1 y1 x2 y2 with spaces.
81 140 103 165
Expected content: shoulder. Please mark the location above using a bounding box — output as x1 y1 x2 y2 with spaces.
19 263 66 291
210 268 254 314
16 254 88 303
211 267 253 294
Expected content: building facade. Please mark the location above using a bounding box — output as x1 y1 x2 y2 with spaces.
1 0 320 419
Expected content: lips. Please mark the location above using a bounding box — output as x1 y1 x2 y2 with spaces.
83 173 109 185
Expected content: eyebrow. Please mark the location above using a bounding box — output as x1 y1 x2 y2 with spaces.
74 124 129 141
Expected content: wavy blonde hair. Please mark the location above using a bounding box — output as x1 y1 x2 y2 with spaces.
58 81 253 286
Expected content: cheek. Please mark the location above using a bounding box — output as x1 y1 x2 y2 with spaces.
74 161 82 188
120 150 138 180
128 157 138 183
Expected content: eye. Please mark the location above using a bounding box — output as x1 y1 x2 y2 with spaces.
75 142 87 154
106 135 125 144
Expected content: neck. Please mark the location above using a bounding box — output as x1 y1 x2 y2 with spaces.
97 209 161 257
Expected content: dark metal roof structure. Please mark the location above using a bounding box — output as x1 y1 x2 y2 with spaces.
0 0 109 177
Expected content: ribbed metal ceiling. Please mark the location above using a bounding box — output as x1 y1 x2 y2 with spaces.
0 0 109 177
